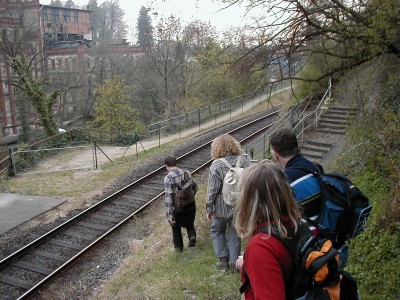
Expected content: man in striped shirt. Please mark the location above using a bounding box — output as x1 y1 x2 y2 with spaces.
164 154 197 252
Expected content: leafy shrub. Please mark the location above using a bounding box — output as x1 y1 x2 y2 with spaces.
335 67 400 299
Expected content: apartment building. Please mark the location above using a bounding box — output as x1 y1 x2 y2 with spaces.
0 0 94 142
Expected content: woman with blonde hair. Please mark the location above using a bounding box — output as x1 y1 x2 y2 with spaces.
206 134 250 270
235 161 303 299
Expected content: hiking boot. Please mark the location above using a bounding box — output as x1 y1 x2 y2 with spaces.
216 261 229 270
229 262 239 273
188 236 196 247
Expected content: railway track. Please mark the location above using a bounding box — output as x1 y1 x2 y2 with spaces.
0 110 279 299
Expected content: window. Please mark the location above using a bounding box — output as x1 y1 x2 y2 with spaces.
51 8 59 22
63 10 71 22
73 11 78 23
42 7 48 21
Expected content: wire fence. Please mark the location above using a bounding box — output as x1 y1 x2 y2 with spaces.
147 80 290 139
0 79 331 177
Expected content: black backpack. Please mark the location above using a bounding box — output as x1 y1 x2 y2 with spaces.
240 221 360 300
291 164 372 247
173 170 195 213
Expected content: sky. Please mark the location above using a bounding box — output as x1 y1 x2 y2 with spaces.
40 0 256 41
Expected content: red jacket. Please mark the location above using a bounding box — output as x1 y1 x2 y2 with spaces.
241 227 293 299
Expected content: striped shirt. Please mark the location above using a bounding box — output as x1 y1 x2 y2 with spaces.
206 154 250 218
164 167 197 221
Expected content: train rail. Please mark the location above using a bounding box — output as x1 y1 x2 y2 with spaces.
0 110 279 299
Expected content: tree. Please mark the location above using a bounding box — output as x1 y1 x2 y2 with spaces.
137 6 153 48
89 75 141 136
147 16 184 118
94 0 126 43
64 0 79 8
221 0 400 89
49 0 63 7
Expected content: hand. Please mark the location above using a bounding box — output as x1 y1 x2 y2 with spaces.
168 215 176 225
207 212 214 222
236 255 244 271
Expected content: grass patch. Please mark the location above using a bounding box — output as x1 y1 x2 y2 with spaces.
92 179 242 300
0 142 175 197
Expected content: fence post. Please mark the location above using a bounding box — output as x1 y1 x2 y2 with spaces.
158 127 161 147
178 117 181 139
9 148 16 176
262 134 266 160
93 141 98 169
198 109 201 132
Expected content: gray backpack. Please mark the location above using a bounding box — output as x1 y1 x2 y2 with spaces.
219 156 244 206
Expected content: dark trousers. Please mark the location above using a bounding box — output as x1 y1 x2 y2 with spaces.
171 202 196 251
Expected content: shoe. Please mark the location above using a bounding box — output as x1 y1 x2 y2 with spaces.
216 261 229 270
175 247 183 253
229 262 239 273
188 236 196 247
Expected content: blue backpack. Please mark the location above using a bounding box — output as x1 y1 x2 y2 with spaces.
292 164 372 247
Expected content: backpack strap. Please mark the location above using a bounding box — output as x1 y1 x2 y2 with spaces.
219 157 232 169
179 170 193 190
235 156 241 168
219 156 242 169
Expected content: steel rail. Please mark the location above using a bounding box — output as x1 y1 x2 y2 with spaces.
0 110 280 299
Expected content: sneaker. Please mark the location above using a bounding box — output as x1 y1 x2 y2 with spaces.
216 261 229 270
188 236 196 247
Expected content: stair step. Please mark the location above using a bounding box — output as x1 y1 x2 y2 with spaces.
323 113 352 120
301 144 330 153
318 122 347 130
302 151 324 161
329 106 357 113
319 118 348 125
303 140 334 149
316 128 346 135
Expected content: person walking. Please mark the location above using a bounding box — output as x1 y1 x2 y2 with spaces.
164 154 197 252
234 161 304 299
206 134 250 270
269 128 321 219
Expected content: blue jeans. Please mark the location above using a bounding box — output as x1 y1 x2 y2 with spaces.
210 216 241 263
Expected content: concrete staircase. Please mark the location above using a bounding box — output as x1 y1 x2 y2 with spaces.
300 105 357 162
300 140 334 162
316 106 357 135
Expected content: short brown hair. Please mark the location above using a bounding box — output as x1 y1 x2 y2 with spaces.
269 128 300 158
211 134 241 159
164 154 177 167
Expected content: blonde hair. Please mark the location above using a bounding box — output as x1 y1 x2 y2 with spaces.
234 161 302 239
211 134 242 159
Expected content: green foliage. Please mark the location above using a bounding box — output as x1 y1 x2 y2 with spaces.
334 67 400 299
90 75 143 136
348 226 400 299
13 56 61 137
295 54 329 99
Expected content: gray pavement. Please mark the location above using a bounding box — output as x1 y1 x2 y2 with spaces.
0 193 66 235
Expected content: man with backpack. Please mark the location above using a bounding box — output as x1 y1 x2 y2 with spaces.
269 128 372 264
269 128 322 223
206 134 250 270
164 154 198 252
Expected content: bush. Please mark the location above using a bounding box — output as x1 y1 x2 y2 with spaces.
335 67 400 299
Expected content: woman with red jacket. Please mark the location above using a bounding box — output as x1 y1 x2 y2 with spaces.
234 161 303 299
